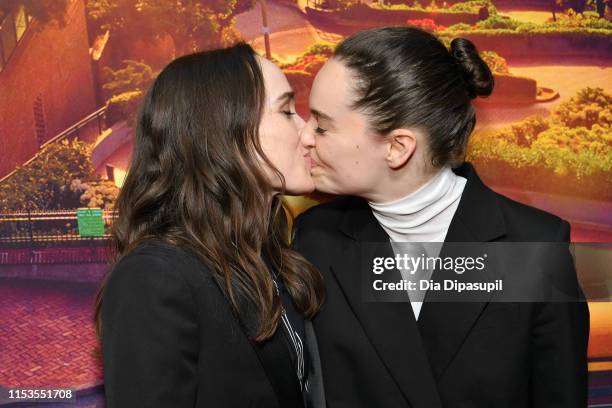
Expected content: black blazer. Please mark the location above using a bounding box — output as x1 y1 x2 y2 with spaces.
292 162 590 408
101 239 326 408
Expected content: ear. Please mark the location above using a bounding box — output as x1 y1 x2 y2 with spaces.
385 129 417 169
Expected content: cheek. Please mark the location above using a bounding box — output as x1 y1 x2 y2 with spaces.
283 130 302 168
314 137 336 166
317 138 365 172
263 124 302 174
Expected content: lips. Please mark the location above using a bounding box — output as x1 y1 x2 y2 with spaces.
304 154 314 169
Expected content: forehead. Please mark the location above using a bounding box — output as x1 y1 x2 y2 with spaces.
256 55 292 98
310 58 352 115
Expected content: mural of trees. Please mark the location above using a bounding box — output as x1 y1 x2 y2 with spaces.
85 0 257 57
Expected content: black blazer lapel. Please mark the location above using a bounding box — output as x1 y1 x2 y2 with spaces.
331 199 443 408
212 276 304 408
417 162 507 381
304 320 326 408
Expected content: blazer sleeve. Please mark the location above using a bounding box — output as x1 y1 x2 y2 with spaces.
101 252 199 407
529 219 590 407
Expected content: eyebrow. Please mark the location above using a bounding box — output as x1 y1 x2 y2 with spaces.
275 91 295 104
310 108 334 122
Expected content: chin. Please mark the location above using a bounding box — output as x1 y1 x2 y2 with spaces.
285 181 315 196
312 178 335 195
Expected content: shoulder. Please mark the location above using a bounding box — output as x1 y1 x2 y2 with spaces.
457 162 569 241
117 239 211 276
104 239 213 303
294 196 354 229
492 191 568 241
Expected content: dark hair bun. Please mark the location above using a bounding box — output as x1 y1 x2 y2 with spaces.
450 38 494 99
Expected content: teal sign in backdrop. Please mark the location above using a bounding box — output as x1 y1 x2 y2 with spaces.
77 208 104 237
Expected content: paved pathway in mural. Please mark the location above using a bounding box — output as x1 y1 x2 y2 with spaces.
0 277 103 405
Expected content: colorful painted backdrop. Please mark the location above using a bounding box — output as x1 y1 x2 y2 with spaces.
0 0 610 406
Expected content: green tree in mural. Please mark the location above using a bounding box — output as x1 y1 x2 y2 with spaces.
86 0 257 57
102 60 158 127
0 139 94 211
553 87 612 129
102 60 157 98
551 0 609 19
234 0 258 15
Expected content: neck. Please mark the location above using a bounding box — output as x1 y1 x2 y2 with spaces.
364 161 440 204
367 165 467 242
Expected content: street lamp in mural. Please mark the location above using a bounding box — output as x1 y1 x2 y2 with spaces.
260 0 271 59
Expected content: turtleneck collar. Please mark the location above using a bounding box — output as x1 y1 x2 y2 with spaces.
367 165 467 242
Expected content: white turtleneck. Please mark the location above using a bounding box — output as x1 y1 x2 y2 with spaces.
367 165 467 320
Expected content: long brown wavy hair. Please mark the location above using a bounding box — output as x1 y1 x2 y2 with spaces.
94 42 325 342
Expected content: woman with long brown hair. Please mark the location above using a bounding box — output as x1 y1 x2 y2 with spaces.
94 42 325 407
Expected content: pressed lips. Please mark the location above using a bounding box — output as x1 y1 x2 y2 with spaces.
306 153 319 169
304 153 314 168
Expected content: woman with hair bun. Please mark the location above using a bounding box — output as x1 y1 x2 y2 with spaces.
293 26 589 407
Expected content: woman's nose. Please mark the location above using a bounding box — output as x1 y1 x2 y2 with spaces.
299 120 315 148
295 113 306 130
